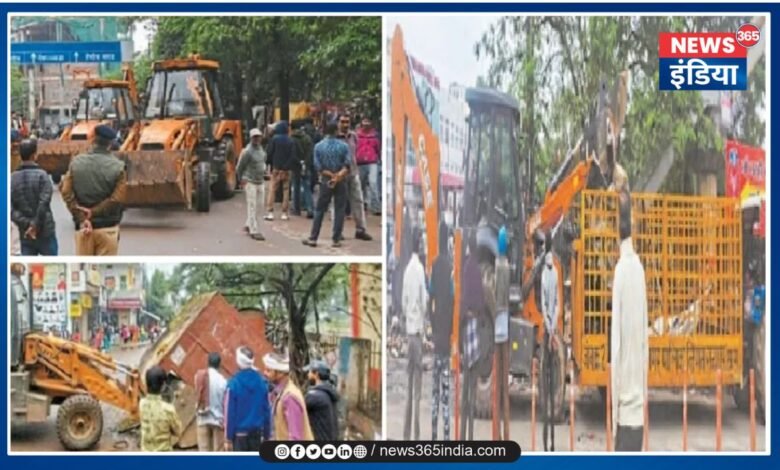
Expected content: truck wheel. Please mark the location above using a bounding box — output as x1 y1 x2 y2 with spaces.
56 395 103 451
473 258 497 420
539 332 567 424
212 137 236 200
196 161 211 213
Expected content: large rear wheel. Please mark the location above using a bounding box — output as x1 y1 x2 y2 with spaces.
212 137 236 200
196 161 211 213
473 258 497 419
56 395 103 451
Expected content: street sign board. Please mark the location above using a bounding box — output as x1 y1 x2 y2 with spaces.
10 40 132 64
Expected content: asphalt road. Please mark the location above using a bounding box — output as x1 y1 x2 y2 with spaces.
49 186 382 256
386 354 767 452
11 345 148 453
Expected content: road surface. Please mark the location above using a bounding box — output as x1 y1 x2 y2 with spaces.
49 186 382 256
386 354 767 452
11 345 148 453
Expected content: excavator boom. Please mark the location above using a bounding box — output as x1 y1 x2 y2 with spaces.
391 26 441 272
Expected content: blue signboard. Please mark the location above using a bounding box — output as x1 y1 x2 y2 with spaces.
10 41 127 64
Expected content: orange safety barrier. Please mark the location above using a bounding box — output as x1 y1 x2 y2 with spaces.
683 370 688 451
573 191 743 391
606 364 612 451
569 359 575 451
531 357 537 451
750 369 756 451
716 369 723 451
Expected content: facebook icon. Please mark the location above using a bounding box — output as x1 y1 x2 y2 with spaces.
291 444 306 460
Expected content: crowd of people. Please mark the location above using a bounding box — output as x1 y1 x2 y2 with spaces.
41 321 161 352
394 187 648 451
10 111 381 256
240 113 381 248
139 348 342 452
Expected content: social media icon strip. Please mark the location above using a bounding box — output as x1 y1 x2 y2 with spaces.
291 443 306 460
337 444 352 460
321 444 337 460
306 444 322 460
274 444 290 460
354 444 368 459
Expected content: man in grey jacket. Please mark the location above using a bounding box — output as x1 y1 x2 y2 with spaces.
237 128 267 241
540 230 558 451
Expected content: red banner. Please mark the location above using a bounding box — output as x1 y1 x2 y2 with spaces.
108 299 142 309
724 140 765 199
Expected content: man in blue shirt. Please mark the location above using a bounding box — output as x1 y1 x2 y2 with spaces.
224 346 272 451
303 121 351 248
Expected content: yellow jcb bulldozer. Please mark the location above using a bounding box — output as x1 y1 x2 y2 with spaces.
35 64 140 183
10 265 141 451
118 55 243 212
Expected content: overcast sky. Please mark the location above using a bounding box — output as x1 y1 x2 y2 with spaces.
386 15 499 88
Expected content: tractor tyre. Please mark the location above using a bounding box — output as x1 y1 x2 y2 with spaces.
196 161 211 213
472 258 497 420
212 137 236 200
56 395 103 451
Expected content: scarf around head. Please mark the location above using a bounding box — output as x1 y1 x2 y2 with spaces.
236 348 254 370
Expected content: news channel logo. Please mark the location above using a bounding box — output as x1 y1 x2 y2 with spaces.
658 24 759 91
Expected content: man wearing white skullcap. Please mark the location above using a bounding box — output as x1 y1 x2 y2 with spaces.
263 352 314 441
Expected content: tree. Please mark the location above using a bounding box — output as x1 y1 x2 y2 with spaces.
476 16 765 196
126 16 381 124
170 263 348 384
11 66 27 114
144 269 174 320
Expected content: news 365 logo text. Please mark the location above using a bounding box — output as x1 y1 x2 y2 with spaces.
658 26 759 91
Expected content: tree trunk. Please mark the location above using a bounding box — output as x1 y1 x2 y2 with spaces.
272 19 290 123
288 305 308 386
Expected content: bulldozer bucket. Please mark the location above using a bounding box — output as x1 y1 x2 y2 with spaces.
35 141 92 178
117 150 192 208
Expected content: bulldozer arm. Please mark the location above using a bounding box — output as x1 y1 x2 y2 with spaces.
117 150 193 208
35 141 93 179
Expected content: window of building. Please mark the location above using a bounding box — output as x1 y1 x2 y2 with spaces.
120 275 127 290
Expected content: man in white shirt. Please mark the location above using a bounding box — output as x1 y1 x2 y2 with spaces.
540 230 559 451
610 189 648 451
402 230 427 440
195 352 228 451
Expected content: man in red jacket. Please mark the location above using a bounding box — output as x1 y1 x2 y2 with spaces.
355 117 381 215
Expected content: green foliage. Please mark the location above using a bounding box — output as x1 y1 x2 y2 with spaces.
477 16 765 196
131 53 154 93
10 66 27 113
144 270 175 320
134 16 380 121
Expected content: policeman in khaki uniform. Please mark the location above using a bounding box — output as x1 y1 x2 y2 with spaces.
60 124 127 255
140 366 182 452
